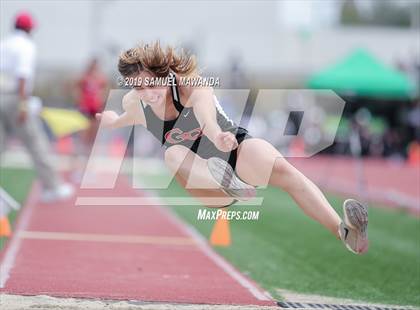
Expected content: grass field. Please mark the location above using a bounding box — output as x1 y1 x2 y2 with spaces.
1 167 419 307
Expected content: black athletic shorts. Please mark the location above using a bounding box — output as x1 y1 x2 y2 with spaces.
192 127 252 171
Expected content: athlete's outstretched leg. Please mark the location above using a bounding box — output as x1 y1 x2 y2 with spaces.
164 145 235 208
235 138 342 238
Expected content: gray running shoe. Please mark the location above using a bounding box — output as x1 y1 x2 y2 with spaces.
207 157 256 201
339 199 369 254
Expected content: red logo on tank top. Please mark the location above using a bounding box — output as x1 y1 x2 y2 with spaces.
165 128 203 144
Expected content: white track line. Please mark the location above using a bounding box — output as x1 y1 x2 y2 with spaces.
140 191 273 302
19 230 195 246
0 182 40 288
163 207 273 302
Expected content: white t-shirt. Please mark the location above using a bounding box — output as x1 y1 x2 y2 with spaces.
0 30 36 94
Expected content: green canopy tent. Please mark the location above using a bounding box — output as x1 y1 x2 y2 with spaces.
307 49 417 100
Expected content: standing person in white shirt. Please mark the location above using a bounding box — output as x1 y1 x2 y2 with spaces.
0 12 73 202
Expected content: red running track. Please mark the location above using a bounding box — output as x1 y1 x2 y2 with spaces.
0 175 274 306
289 156 420 216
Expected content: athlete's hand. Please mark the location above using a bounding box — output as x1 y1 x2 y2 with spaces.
95 110 118 128
214 131 238 152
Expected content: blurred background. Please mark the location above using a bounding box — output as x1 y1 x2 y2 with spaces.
1 0 419 161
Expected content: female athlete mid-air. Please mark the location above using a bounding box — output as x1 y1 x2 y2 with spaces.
96 42 369 255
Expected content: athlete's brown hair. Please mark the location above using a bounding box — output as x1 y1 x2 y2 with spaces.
118 41 197 78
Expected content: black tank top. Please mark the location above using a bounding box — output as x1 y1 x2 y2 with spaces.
139 72 246 157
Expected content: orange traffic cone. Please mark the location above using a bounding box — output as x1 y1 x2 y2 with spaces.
210 216 231 247
0 216 11 237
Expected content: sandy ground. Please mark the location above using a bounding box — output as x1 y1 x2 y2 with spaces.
277 289 419 309
2 292 419 310
0 294 279 310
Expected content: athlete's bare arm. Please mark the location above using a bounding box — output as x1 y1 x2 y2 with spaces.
187 87 238 152
96 90 145 129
